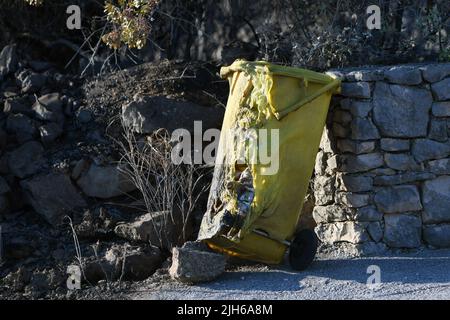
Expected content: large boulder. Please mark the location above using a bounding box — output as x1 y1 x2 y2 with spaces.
372 83 432 138
21 173 87 226
76 163 136 199
383 214 421 248
374 185 422 213
8 141 45 178
121 95 224 134
169 241 226 283
422 176 450 224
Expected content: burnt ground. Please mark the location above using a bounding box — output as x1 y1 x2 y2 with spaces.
0 58 228 300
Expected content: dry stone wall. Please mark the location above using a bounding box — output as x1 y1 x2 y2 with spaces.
313 63 450 254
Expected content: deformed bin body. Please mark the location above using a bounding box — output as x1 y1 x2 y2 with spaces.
198 60 340 265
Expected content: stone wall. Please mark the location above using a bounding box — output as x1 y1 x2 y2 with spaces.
313 63 450 255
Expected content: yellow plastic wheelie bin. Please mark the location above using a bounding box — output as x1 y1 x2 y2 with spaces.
197 60 340 270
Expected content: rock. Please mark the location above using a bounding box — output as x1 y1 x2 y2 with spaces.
380 138 410 152
75 109 92 123
76 163 136 199
8 141 44 178
122 96 224 134
345 69 384 82
337 140 375 154
312 205 349 223
412 139 450 162
0 176 10 194
71 159 89 180
429 119 448 142
432 102 450 117
354 206 383 222
332 122 349 138
340 82 371 98
114 211 187 250
74 207 124 239
384 66 422 85
3 98 30 115
367 222 383 242
384 153 420 171
0 44 18 77
373 172 435 186
423 224 450 248
104 244 163 281
29 60 53 72
421 64 450 83
313 176 334 205
319 127 334 153
374 185 422 213
169 241 226 283
350 118 380 140
383 214 421 248
340 153 384 173
20 173 87 226
372 83 432 137
314 150 327 175
6 113 37 143
431 78 450 101
315 221 369 244
422 176 450 224
336 192 370 208
39 123 63 145
348 100 373 118
333 110 352 124
32 93 64 123
326 155 339 174
336 174 373 192
17 70 46 93
428 158 450 174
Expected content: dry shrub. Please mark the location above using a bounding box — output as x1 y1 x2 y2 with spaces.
117 121 210 249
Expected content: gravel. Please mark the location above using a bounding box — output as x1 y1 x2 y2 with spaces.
131 249 450 300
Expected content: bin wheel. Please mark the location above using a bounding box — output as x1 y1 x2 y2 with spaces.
289 229 318 271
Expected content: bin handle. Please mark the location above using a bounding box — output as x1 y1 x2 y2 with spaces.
272 78 341 120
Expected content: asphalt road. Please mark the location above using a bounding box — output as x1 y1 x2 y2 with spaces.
131 249 450 300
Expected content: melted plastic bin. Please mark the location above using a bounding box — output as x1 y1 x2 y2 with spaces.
198 60 340 270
